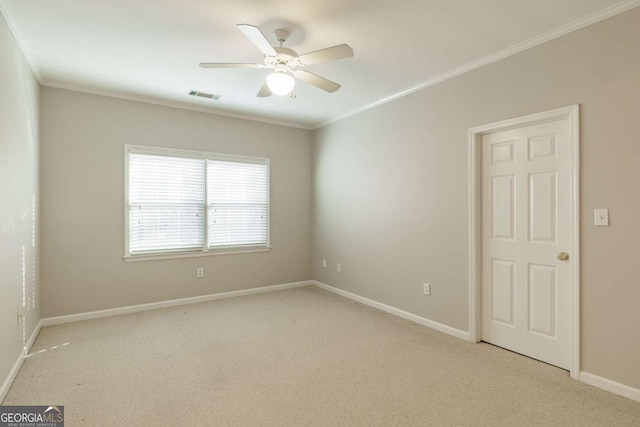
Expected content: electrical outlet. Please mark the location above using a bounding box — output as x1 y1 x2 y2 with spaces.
322 259 327 268
196 267 204 278
337 263 342 272
423 283 431 296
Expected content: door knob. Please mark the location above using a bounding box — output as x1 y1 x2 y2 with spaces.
557 252 569 261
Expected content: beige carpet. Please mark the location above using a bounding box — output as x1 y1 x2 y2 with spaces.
3 286 640 426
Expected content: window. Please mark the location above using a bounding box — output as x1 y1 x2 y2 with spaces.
125 145 269 260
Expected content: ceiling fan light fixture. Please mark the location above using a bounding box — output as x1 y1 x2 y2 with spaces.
266 71 295 96
200 24 354 98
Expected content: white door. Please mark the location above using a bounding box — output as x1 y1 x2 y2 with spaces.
481 118 572 369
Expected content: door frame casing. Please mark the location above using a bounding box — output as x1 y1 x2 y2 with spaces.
467 105 580 379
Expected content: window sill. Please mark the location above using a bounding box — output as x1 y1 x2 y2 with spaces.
123 247 271 262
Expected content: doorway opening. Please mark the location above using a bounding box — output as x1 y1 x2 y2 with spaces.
467 105 580 379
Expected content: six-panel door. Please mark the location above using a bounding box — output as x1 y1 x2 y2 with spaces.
481 119 571 369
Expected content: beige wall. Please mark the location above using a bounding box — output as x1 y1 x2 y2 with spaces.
312 9 640 389
40 88 311 317
0 12 40 394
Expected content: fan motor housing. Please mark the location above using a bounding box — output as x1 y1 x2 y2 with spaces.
265 47 300 69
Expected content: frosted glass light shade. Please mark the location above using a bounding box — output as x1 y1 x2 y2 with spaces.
266 72 295 96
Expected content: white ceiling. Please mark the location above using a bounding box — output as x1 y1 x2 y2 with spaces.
1 0 637 128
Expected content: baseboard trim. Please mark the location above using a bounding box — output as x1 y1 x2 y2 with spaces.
6 283 639 406
580 371 640 402
0 319 43 404
311 281 470 341
41 281 312 327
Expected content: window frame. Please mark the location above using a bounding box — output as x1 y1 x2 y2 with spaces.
123 144 271 262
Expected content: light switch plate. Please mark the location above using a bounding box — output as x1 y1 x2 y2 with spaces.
594 208 609 227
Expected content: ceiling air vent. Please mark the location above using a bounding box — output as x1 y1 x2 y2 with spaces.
188 90 221 100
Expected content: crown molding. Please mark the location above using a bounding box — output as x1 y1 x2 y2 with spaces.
3 0 639 131
42 80 314 130
0 0 43 82
313 0 640 129
1 1 312 130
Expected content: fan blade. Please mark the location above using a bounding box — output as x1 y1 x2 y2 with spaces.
257 81 272 97
199 63 264 68
298 44 354 65
237 24 277 56
294 70 341 93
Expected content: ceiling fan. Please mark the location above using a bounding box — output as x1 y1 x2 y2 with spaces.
199 24 354 98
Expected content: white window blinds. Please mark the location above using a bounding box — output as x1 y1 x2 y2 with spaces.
129 153 205 253
208 160 268 248
126 146 270 257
